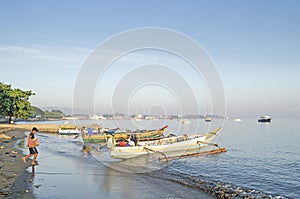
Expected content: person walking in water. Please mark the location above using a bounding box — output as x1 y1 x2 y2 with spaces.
22 127 39 165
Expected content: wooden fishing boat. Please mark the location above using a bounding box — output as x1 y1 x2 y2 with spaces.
82 131 127 143
126 125 168 139
82 125 168 143
107 127 221 159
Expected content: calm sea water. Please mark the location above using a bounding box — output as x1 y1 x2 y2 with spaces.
19 119 300 198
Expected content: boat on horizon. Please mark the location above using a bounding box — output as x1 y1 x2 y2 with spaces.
205 116 212 122
233 118 242 122
258 116 271 123
179 118 190 124
106 127 221 159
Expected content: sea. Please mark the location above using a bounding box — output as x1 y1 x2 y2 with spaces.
17 119 300 198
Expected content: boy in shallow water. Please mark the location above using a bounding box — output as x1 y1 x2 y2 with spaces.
22 127 39 165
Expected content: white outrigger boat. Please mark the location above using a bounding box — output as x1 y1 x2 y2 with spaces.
107 127 222 159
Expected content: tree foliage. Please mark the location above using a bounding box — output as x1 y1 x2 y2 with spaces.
44 110 65 119
0 82 34 123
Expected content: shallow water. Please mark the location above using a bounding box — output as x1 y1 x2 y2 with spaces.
19 119 300 198
20 128 212 198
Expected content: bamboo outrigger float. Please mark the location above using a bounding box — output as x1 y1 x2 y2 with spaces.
107 127 223 159
160 146 227 161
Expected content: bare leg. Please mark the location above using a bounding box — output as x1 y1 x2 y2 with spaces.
22 154 33 164
32 154 38 165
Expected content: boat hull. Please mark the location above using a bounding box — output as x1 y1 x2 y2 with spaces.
83 136 107 143
109 127 221 159
83 126 167 143
258 118 271 123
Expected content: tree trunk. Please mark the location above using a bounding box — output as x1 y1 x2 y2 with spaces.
8 115 12 124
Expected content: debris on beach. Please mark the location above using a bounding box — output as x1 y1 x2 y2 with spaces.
11 151 19 154
82 145 93 153
0 134 13 140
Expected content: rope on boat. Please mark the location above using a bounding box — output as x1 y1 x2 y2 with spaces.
143 146 168 162
98 143 107 149
196 141 220 148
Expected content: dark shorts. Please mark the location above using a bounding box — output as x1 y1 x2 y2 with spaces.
29 147 38 154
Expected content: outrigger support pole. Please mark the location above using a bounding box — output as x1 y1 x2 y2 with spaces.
144 146 168 162
197 141 220 148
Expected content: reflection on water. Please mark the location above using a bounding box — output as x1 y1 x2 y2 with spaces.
31 165 35 177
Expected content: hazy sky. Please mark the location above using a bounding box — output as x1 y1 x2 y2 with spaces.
0 1 299 118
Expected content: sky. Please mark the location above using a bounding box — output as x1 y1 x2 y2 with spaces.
0 0 299 118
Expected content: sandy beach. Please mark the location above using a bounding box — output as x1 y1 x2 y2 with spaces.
0 128 34 199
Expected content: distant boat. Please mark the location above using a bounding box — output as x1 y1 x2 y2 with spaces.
179 119 190 124
58 125 81 135
258 116 271 123
233 118 242 122
205 116 212 122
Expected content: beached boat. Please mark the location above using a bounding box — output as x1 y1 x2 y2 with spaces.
258 116 271 123
58 125 81 135
82 125 168 143
82 128 126 143
107 127 221 159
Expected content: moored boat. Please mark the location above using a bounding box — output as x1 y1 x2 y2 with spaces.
233 118 242 122
82 128 127 143
107 127 221 159
258 116 271 123
205 116 212 122
58 125 81 135
82 125 168 143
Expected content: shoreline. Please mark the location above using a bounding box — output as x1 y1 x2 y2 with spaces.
0 124 61 133
0 128 34 199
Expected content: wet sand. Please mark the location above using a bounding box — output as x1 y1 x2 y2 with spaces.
0 128 34 198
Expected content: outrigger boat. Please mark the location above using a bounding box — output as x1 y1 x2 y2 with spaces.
107 127 221 159
82 125 168 143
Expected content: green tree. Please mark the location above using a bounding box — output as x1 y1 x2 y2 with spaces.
44 110 65 119
0 82 35 123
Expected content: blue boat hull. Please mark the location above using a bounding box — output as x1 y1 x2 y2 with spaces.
258 118 271 123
